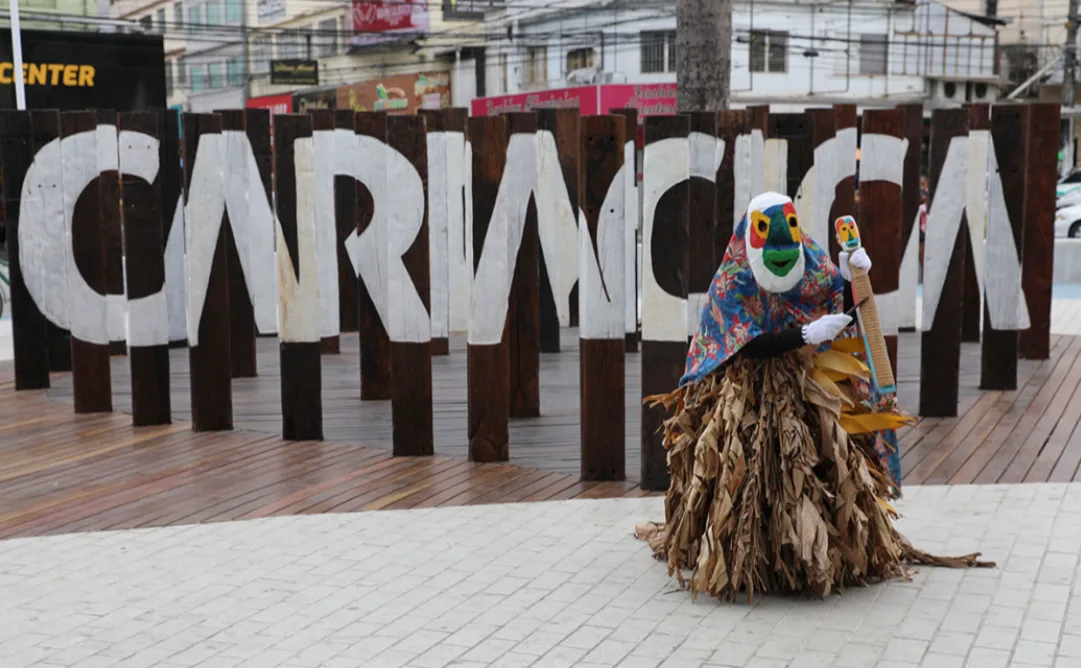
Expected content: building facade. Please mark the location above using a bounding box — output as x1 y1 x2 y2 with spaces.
110 0 192 109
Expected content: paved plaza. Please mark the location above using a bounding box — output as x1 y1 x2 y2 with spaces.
3 485 1081 668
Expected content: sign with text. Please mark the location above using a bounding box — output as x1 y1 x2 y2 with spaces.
270 60 319 86
470 83 677 118
246 92 293 115
352 0 429 34
336 71 449 114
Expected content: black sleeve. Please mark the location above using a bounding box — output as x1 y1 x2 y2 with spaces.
738 327 806 359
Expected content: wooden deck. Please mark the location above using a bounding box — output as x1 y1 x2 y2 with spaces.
2 328 1081 540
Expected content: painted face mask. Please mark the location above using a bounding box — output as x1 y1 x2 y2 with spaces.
744 191 806 294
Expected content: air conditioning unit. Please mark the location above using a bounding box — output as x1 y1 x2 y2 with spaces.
933 79 963 102
966 81 999 103
565 69 626 85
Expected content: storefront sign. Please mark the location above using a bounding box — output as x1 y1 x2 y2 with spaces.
294 88 336 112
352 0 429 34
270 60 319 86
246 92 293 115
471 83 677 118
336 71 449 114
601 83 677 116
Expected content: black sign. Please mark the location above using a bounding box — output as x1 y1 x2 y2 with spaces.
0 28 165 111
270 60 319 86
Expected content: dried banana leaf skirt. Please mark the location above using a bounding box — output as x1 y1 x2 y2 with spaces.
635 344 993 602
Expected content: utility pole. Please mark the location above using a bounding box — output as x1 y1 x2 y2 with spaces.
1065 0 1080 106
676 0 733 111
8 0 25 110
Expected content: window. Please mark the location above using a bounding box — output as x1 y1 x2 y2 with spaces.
190 64 206 92
277 29 301 59
227 58 244 86
177 56 187 85
187 4 202 35
251 35 271 73
165 60 173 97
566 47 596 72
139 14 153 31
173 2 183 28
499 52 508 93
208 61 223 88
640 30 676 74
859 34 888 75
750 30 787 73
205 0 221 26
225 0 242 24
156 8 165 32
316 18 337 57
525 46 547 87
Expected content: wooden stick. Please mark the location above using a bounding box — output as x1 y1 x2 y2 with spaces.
962 103 990 344
536 108 579 353
898 103 924 333
579 114 626 481
311 109 341 355
217 109 258 377
274 113 323 441
119 111 172 426
96 109 127 357
610 108 640 353
418 108 452 356
161 108 189 347
387 114 434 457
830 104 858 264
183 112 233 431
335 109 360 334
245 107 276 339
63 110 112 414
506 111 541 419
685 111 717 342
0 110 49 389
355 111 393 400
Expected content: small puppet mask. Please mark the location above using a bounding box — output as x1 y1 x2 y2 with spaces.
744 191 806 293
834 215 862 252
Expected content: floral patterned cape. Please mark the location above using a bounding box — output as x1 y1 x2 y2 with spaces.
681 214 845 387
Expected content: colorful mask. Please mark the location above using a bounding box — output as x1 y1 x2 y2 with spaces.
834 215 861 252
744 191 806 294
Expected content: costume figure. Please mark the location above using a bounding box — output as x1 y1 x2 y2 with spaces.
635 192 991 602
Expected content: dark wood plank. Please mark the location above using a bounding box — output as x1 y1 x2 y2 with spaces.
536 108 578 352
507 112 541 418
96 109 127 357
830 104 858 263
898 103 924 333
335 109 360 334
962 103 990 343
1019 103 1060 360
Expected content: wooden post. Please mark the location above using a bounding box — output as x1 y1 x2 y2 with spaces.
419 108 452 356
387 114 434 456
579 115 626 481
245 107 276 338
0 111 49 389
808 107 837 250
898 103 924 333
335 109 360 334
1020 103 1060 360
767 112 813 202
119 111 172 426
183 112 233 431
611 108 639 353
468 115 512 462
919 109 969 418
686 111 717 340
981 104 1028 391
274 114 323 441
63 111 112 414
444 108 471 342
717 110 751 255
311 109 341 355
536 108 579 353
641 115 690 491
506 112 541 418
25 110 73 371
355 111 393 400
831 104 858 263
858 108 905 374
97 109 127 357
217 109 258 377
161 108 188 347
962 103 990 343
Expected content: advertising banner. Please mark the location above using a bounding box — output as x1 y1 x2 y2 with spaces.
246 92 293 115
270 60 319 87
336 71 450 114
471 83 677 119
352 0 429 34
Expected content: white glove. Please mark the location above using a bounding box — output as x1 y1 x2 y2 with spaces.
802 314 853 345
838 247 872 282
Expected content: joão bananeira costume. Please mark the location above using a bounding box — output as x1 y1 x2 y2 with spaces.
635 192 992 602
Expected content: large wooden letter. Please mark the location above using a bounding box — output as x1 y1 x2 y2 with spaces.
858 108 905 373
183 112 233 431
119 111 172 426
919 109 969 418
641 115 689 491
63 110 112 413
355 111 393 400
1020 103 1060 360
579 115 626 481
217 109 258 377
0 111 49 389
274 114 323 441
981 104 1027 391
387 115 434 457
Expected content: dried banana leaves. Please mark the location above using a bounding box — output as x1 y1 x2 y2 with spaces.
636 349 993 603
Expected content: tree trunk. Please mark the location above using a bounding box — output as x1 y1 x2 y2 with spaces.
676 0 733 112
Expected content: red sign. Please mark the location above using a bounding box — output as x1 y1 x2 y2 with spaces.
246 93 293 116
352 0 429 33
471 83 677 119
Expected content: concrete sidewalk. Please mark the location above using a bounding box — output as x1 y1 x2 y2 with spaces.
1 484 1080 668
